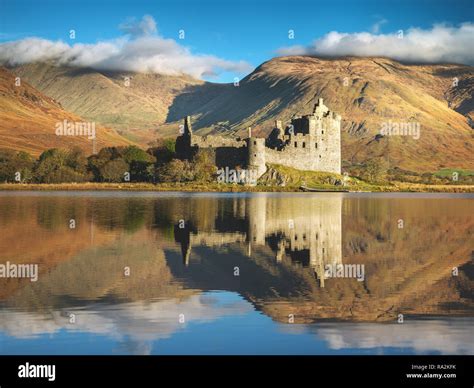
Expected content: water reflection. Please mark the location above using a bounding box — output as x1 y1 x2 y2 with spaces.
0 192 472 354
174 194 342 287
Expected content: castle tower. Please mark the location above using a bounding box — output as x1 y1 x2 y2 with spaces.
247 137 266 182
175 116 195 159
246 194 267 245
184 115 193 134
275 120 284 139
313 98 329 117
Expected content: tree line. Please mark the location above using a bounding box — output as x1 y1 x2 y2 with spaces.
0 139 216 184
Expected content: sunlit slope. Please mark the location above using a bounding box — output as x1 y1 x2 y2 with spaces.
12 63 211 144
0 67 132 156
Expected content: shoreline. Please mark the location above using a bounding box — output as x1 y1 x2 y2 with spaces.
0 182 473 193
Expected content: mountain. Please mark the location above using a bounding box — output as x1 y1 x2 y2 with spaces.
0 67 131 156
11 57 474 172
184 56 474 172
12 63 217 145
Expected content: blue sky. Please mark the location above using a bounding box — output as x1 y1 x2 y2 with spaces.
0 0 473 82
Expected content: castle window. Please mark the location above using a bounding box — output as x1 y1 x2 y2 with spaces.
319 155 321 158
254 141 257 145
302 142 306 148
315 143 318 149
322 130 324 134
294 142 297 147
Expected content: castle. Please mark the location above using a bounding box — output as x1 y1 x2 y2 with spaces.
176 98 341 182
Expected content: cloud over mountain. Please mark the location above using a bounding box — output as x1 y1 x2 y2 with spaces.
277 23 474 65
0 15 252 79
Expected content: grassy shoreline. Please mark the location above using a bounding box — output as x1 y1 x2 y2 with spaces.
0 182 473 193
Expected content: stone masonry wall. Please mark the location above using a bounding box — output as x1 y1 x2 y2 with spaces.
176 99 341 180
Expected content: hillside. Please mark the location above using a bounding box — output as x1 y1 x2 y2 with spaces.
0 67 132 156
12 63 218 145
10 57 474 172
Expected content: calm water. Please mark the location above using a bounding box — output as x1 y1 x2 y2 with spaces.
0 191 472 355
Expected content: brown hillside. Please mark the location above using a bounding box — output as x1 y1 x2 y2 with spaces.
12 63 211 145
0 67 132 156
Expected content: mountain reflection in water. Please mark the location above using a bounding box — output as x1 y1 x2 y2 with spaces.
0 192 472 354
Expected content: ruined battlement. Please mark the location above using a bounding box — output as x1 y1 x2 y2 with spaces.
175 98 341 182
190 134 247 149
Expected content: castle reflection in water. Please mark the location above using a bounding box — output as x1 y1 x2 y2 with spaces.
174 195 342 287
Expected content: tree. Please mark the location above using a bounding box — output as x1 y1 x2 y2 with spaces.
148 138 176 165
0 149 35 182
100 158 129 182
156 159 194 183
66 146 88 174
191 150 216 182
34 149 68 183
123 146 156 182
35 148 88 183
363 158 388 183
15 151 35 182
123 145 155 164
88 147 123 182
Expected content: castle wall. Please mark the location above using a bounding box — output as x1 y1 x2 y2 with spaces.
263 124 340 175
251 101 341 178
191 135 246 149
176 98 341 182
215 147 247 169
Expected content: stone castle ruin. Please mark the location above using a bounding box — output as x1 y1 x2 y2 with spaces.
176 98 341 181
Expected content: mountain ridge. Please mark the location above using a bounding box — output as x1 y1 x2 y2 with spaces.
8 56 474 171
0 66 133 156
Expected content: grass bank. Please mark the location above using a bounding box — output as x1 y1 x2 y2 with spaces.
0 182 472 193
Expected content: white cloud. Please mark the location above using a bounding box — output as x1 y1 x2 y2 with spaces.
277 23 474 65
119 14 157 37
0 293 252 354
282 319 474 354
0 15 252 79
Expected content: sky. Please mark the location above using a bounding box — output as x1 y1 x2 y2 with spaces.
0 0 473 82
